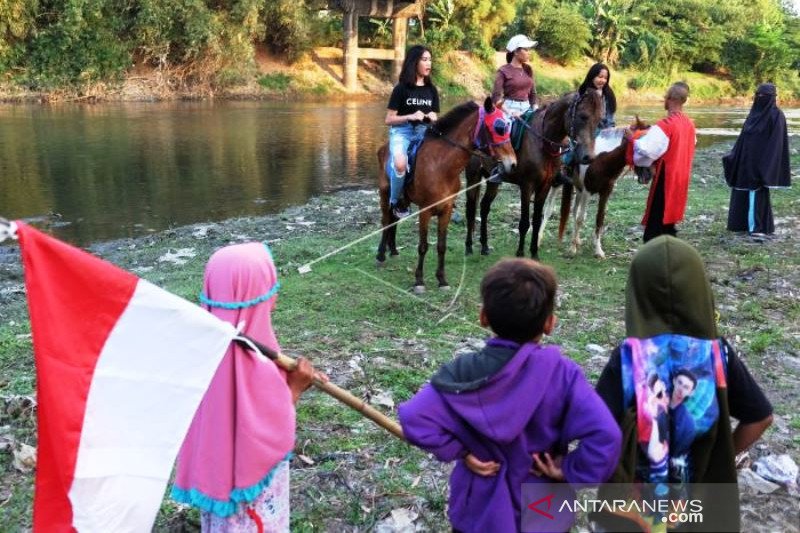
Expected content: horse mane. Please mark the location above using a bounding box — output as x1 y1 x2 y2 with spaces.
429 101 479 137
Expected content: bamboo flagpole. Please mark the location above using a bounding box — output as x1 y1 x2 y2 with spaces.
234 335 405 441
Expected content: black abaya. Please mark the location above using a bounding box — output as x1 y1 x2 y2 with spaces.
722 83 791 234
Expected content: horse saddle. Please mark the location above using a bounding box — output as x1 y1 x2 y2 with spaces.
511 108 537 152
385 137 425 187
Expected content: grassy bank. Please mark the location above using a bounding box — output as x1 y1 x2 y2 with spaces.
0 141 798 531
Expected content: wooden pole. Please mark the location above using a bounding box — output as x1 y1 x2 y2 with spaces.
235 336 405 440
392 17 408 82
343 10 359 91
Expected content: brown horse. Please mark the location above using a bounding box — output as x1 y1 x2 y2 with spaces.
557 117 650 258
377 97 517 291
464 91 603 258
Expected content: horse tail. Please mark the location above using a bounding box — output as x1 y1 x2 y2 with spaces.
558 182 573 242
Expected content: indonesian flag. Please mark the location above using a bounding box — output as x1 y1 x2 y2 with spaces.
16 222 237 532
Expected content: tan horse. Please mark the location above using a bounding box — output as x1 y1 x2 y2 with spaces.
377 97 517 291
464 91 603 258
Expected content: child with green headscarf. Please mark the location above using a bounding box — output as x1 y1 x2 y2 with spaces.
594 235 773 532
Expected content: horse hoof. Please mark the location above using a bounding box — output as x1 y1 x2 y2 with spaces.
465 246 473 256
390 250 399 256
439 284 451 291
480 247 491 256
376 259 386 268
594 251 606 259
413 285 426 294
516 250 524 258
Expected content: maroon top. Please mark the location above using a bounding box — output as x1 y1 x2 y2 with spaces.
491 63 537 106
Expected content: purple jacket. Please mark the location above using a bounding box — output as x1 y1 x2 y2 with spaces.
398 342 621 532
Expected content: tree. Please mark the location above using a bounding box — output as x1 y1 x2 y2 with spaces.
0 0 36 70
580 0 640 65
451 0 516 49
534 3 592 64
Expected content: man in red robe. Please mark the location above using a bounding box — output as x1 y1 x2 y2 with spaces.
632 82 696 242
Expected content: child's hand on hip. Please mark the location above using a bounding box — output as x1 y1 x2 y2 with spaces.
464 453 500 477
531 452 565 481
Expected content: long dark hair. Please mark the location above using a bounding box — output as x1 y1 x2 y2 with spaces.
579 62 616 115
399 45 433 87
505 50 533 78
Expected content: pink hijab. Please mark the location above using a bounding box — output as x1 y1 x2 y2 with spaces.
172 242 295 516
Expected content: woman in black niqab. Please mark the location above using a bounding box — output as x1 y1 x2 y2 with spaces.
723 83 791 235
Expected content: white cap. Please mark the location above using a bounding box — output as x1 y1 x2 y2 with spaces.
506 34 537 52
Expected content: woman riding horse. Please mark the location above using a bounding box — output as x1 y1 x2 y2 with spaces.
378 97 517 291
465 90 603 258
385 45 439 219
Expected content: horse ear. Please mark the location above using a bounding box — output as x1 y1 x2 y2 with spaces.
635 114 643 128
484 96 495 113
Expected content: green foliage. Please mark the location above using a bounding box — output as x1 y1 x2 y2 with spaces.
425 0 465 56
25 0 133 88
431 52 470 97
261 0 313 63
307 9 341 47
749 326 784 354
0 0 797 95
131 0 261 85
534 2 591 63
363 18 393 48
451 0 516 48
723 21 794 90
258 72 293 91
535 74 574 96
581 0 641 65
0 0 36 70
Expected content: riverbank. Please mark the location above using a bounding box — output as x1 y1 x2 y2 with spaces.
2 48 798 106
0 142 798 530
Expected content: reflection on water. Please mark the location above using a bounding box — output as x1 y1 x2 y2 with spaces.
0 101 390 244
0 101 796 243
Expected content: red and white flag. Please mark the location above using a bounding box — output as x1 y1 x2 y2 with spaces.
15 222 237 532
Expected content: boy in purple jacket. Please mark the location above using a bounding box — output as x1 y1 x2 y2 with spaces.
398 259 621 533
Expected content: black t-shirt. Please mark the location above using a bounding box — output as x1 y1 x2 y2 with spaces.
595 338 773 424
387 83 440 120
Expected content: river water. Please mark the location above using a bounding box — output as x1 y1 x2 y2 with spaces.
0 100 797 244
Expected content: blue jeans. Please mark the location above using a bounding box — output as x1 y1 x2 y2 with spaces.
388 123 428 206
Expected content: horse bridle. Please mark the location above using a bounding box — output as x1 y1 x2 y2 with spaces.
427 107 504 165
514 106 578 156
513 92 585 156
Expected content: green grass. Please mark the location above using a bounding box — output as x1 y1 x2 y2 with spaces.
0 141 797 530
258 72 293 92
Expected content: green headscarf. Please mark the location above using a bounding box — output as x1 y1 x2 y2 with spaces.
625 235 718 339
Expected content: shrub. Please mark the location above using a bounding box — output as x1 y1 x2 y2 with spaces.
26 0 132 88
261 0 312 63
532 4 591 64
258 72 293 91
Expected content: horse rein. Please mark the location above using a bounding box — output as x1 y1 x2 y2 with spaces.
513 105 574 157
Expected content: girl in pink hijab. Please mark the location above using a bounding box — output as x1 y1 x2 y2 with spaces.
172 242 316 532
